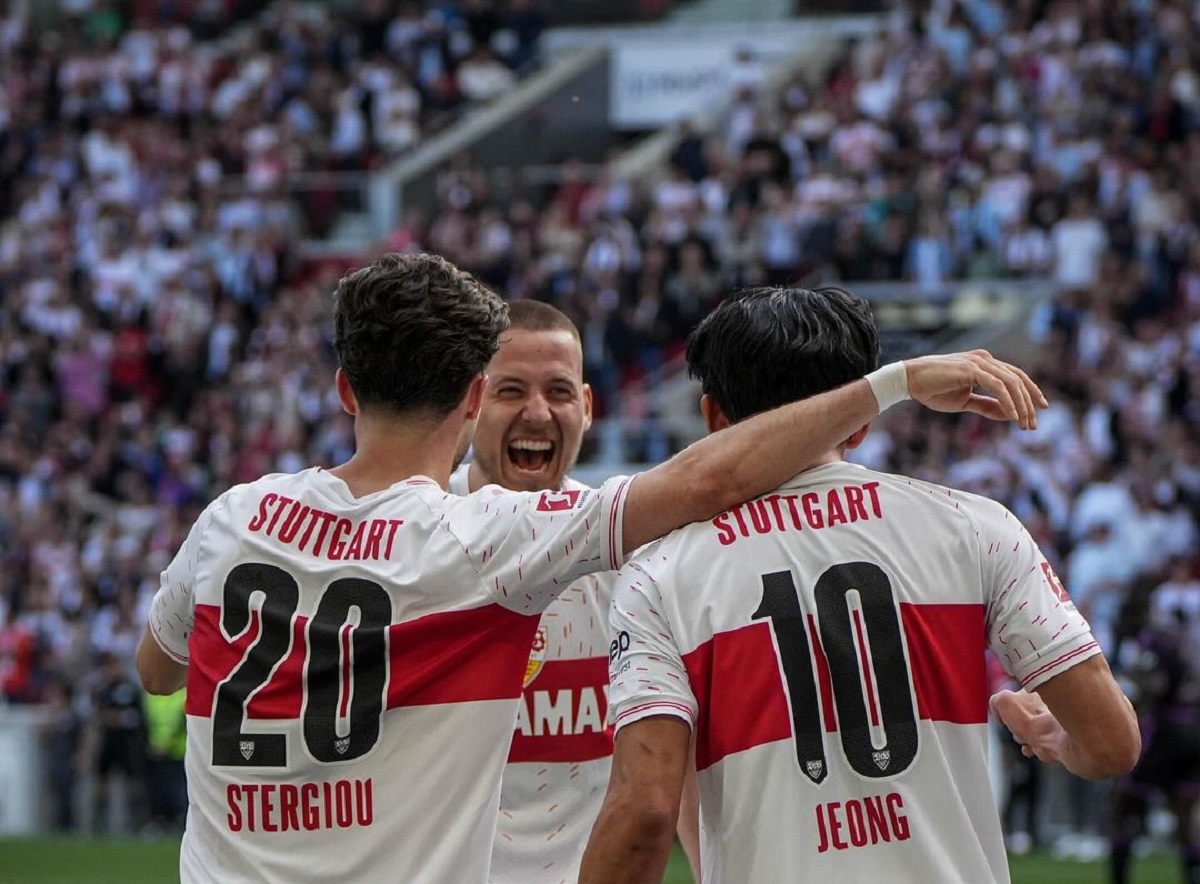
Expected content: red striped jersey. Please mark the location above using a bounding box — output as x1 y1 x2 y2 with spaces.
449 467 616 884
146 467 629 884
608 462 1097 884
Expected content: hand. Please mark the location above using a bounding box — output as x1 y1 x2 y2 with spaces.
905 350 1047 430
990 689 1067 765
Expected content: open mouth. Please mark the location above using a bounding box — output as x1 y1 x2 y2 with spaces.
507 439 556 473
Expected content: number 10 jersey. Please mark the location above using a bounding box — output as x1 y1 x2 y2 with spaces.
147 467 629 884
608 462 1098 884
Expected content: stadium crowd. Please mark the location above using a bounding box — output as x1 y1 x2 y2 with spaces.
0 0 1197 853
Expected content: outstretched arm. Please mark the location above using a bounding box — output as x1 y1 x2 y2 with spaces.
622 350 1045 554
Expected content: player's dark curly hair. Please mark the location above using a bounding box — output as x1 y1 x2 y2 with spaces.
686 286 881 424
332 252 510 416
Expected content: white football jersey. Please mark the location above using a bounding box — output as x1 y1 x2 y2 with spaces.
449 466 616 884
147 467 630 884
609 462 1098 884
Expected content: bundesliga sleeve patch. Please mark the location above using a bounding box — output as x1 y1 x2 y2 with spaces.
536 489 582 512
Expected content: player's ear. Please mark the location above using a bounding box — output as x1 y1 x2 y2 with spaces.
335 368 358 416
464 373 487 420
700 394 730 434
580 383 593 432
844 424 871 450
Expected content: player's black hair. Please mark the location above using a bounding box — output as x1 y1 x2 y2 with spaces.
685 286 881 424
332 252 509 417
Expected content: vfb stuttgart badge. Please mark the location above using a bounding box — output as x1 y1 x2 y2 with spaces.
524 626 548 688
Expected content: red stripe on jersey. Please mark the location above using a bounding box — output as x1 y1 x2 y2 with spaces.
507 657 613 764
682 604 988 770
807 614 837 733
900 603 988 725
186 605 308 719
339 623 352 720
853 608 881 728
386 605 539 708
186 603 539 719
682 623 793 771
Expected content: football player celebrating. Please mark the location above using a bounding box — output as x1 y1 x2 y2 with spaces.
582 286 1138 884
136 255 1049 884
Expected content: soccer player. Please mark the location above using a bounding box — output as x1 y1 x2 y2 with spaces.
581 286 1140 884
135 255 1046 884
450 299 699 883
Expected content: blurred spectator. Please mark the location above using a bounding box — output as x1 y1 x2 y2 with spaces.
1 0 1199 854
457 46 515 103
143 688 187 832
91 653 145 834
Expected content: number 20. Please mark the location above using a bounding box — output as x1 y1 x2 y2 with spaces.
211 563 392 768
753 562 919 783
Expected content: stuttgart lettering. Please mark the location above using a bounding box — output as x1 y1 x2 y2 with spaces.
713 482 884 546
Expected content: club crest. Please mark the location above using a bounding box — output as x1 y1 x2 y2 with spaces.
805 759 824 781
873 750 891 771
335 737 350 755
523 626 548 687
240 740 255 760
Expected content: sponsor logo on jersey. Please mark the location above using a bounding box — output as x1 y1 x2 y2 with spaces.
509 657 614 764
536 489 582 512
609 630 630 664
1041 562 1072 604
524 626 548 688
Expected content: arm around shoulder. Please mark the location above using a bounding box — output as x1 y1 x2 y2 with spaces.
621 352 1046 555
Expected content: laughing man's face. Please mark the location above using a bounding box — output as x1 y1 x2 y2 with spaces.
472 327 592 493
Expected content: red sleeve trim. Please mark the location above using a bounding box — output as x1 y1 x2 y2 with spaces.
607 478 630 570
149 617 190 664
613 698 694 727
1019 641 1099 687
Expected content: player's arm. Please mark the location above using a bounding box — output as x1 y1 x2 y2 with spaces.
676 742 702 884
580 717 691 884
138 502 211 694
620 350 1045 554
581 558 698 884
991 657 1139 779
136 628 187 695
978 500 1139 779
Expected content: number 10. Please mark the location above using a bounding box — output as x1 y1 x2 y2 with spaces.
752 562 919 783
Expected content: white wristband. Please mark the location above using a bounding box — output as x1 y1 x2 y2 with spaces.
865 361 910 412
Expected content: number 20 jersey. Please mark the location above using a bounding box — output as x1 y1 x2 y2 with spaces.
608 462 1098 884
147 467 629 884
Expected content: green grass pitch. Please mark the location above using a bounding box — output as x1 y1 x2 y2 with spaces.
0 837 1179 882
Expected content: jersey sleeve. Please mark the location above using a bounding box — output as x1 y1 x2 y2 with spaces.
607 558 697 731
147 505 212 663
441 475 632 615
975 498 1101 691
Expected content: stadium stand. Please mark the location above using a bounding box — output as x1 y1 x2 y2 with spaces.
0 0 1197 858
